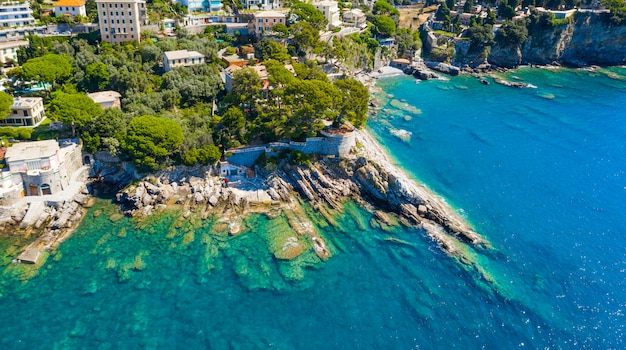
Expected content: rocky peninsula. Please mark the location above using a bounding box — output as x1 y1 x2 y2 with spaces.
107 126 491 279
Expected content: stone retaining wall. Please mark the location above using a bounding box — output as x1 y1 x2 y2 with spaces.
226 131 356 167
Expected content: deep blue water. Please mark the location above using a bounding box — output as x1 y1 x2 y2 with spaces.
0 67 624 349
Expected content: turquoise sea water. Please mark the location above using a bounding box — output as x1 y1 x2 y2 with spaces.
1 67 625 349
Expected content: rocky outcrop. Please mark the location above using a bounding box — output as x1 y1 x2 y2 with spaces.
404 63 442 80
425 61 461 76
276 130 489 257
490 12 626 67
4 187 93 264
488 46 523 68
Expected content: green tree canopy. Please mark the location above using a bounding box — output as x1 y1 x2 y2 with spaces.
229 67 263 110
256 38 291 62
216 106 247 148
292 22 322 58
373 0 400 16
334 78 369 128
163 64 222 106
182 144 221 166
497 0 516 20
81 108 129 153
435 2 451 22
48 92 103 129
21 54 72 86
290 1 328 30
495 20 529 47
463 0 473 13
84 61 109 92
464 24 495 52
0 92 14 118
395 28 422 58
265 59 295 86
282 79 340 138
121 115 184 169
445 0 456 11
374 15 397 37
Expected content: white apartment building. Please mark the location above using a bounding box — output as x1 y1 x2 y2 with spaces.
176 0 223 13
313 0 341 29
244 0 282 11
162 50 205 72
53 0 87 18
342 8 366 29
0 2 35 28
0 97 46 127
95 0 148 44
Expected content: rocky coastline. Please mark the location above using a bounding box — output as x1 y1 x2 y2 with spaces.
0 170 94 264
4 68 492 281
110 127 490 271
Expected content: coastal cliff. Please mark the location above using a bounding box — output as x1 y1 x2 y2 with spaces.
489 12 626 67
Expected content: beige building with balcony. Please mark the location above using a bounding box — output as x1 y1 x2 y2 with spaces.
162 50 206 72
0 97 45 127
251 11 287 38
95 0 147 44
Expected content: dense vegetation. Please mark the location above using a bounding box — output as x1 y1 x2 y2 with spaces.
2 6 382 171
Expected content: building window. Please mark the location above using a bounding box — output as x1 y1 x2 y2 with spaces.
104 19 106 23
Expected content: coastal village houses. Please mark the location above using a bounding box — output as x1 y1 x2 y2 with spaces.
95 0 148 44
53 0 87 18
0 97 46 127
162 50 206 72
0 140 83 205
